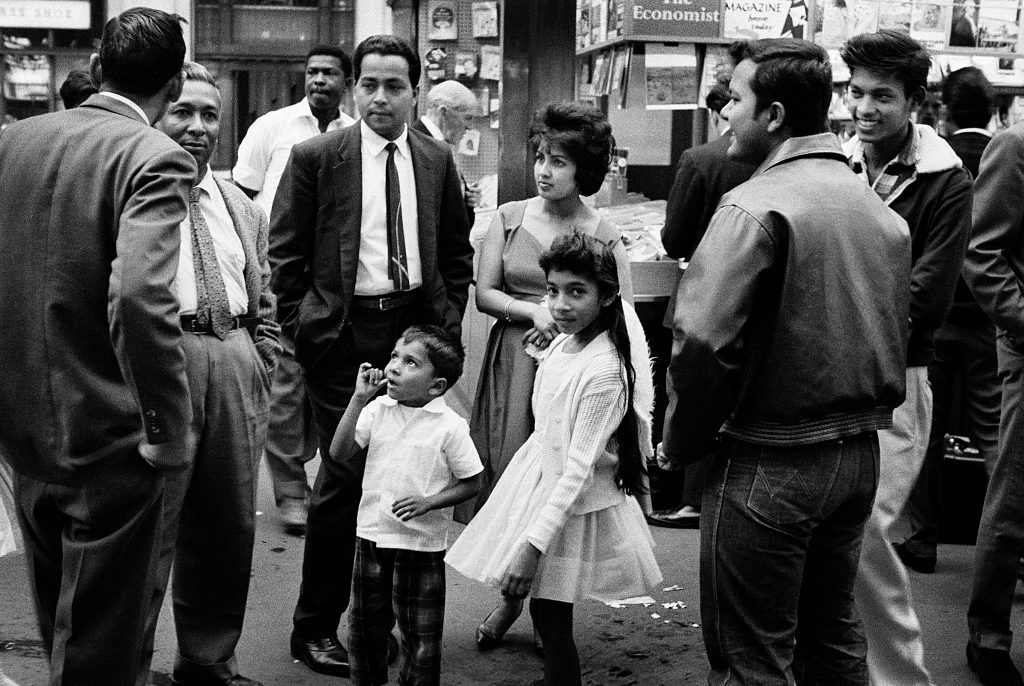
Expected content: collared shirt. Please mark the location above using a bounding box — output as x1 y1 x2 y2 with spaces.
953 127 994 139
357 120 422 295
172 169 249 317
232 98 356 219
419 115 445 142
354 395 482 552
97 91 149 125
848 122 920 204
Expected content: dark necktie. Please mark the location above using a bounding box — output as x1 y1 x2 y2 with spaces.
385 142 410 291
189 187 234 337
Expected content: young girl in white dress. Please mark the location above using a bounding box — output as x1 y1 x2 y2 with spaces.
446 232 662 685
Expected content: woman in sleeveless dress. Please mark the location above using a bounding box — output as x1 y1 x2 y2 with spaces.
461 101 634 649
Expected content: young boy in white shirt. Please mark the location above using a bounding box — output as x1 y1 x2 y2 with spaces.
330 324 482 686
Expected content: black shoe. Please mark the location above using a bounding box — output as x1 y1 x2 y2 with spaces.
171 677 263 686
967 643 1024 686
290 632 351 678
646 506 700 529
893 541 936 574
387 633 399 665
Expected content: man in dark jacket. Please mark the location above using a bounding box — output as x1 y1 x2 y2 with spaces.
662 38 910 685
841 30 973 686
649 78 757 530
963 72 1024 686
898 66 998 575
0 9 194 684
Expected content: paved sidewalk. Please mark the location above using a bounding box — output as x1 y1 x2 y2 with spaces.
1 459 1021 684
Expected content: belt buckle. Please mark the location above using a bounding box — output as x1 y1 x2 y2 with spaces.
378 296 389 311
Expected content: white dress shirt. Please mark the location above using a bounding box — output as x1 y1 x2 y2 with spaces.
97 92 149 125
357 120 422 295
172 170 249 317
232 98 356 219
419 115 445 142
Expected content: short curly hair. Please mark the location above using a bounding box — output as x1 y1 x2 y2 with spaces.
529 101 613 197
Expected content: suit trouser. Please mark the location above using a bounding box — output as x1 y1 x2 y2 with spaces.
904 320 999 557
854 366 934 686
15 445 166 686
293 303 425 639
264 335 318 506
141 329 270 681
969 333 1024 651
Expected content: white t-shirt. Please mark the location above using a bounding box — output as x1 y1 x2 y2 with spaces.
355 394 482 552
232 98 355 219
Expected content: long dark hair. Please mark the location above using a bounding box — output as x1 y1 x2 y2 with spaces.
538 232 646 495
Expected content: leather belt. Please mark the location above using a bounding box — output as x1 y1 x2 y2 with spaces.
352 289 421 311
180 314 261 334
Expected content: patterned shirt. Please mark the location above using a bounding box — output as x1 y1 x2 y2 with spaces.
848 122 920 204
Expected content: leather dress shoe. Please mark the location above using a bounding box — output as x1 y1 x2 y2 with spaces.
291 632 350 677
646 506 700 529
893 541 936 574
280 499 307 536
171 676 263 686
967 642 1024 686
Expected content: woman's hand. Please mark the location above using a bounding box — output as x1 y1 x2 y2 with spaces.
522 327 554 351
501 541 542 600
531 304 559 341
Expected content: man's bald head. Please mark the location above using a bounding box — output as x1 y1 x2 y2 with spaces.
424 80 476 146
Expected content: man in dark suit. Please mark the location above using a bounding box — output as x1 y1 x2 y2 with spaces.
411 79 481 225
648 79 756 530
141 61 281 686
897 66 998 576
270 34 473 677
0 9 195 685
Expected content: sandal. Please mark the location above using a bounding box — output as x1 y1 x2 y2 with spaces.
475 597 524 650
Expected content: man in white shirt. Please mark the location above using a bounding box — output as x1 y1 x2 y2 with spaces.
411 79 480 223
232 45 355 534
270 34 473 678
148 61 280 686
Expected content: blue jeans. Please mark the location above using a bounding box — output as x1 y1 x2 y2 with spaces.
700 433 879 686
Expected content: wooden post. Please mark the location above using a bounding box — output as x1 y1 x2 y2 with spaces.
497 0 576 205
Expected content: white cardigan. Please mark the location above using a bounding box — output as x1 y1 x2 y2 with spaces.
524 308 655 554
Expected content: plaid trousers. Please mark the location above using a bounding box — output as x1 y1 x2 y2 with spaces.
349 537 446 686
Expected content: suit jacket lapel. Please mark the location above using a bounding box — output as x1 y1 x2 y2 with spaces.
409 131 438 288
333 126 362 307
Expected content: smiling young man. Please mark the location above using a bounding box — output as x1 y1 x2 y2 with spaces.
232 45 356 539
149 60 280 686
662 38 911 685
840 30 974 686
269 34 473 677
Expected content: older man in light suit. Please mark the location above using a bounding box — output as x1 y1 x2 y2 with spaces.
0 9 195 685
271 34 473 677
139 61 281 686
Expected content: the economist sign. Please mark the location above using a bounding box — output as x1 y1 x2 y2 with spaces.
625 0 722 39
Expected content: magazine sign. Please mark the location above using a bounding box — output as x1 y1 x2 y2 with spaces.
626 0 722 38
0 0 89 28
